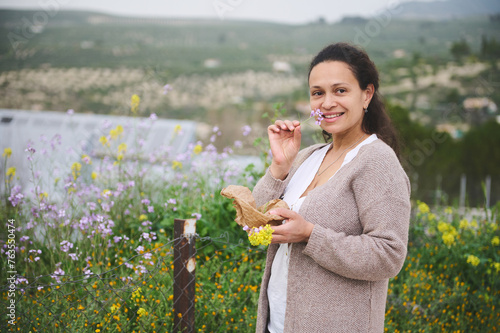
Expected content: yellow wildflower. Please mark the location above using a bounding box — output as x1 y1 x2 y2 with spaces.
117 154 124 161
248 225 274 246
442 233 455 246
137 308 148 317
466 255 480 267
437 221 449 233
110 304 119 313
118 143 127 153
492 262 500 273
193 144 203 154
417 201 430 214
444 206 453 214
174 125 182 134
139 214 148 222
99 136 109 147
6 167 16 180
91 172 98 180
3 147 12 158
131 94 140 114
131 288 142 299
459 219 469 229
71 162 82 180
470 219 478 228
109 125 124 140
492 236 500 246
172 160 183 170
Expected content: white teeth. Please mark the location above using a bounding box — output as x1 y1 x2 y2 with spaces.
324 113 344 118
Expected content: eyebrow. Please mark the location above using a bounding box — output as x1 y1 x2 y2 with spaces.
309 82 350 89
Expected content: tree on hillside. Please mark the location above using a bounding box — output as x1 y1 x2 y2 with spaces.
480 35 500 60
450 38 471 61
460 120 500 205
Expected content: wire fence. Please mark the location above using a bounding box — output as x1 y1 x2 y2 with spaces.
1 219 265 333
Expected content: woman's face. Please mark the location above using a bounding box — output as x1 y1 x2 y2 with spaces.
309 61 374 137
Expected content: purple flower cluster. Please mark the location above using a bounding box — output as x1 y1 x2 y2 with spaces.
310 109 324 125
2 110 258 286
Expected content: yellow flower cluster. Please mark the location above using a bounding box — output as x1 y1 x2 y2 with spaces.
466 255 480 267
193 144 203 154
437 221 457 246
131 94 140 114
99 136 109 147
71 162 82 180
172 160 183 170
3 147 12 158
416 200 436 220
109 125 124 140
117 143 127 161
417 201 430 214
6 167 16 182
248 225 274 246
137 307 148 317
131 287 142 299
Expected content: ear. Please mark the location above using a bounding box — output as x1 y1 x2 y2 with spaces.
363 84 375 109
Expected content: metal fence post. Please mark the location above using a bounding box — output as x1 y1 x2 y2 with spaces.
173 218 196 333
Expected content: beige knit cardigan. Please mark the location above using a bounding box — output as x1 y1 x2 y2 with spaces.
252 139 411 333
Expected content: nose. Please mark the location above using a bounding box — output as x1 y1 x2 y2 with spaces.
321 93 337 110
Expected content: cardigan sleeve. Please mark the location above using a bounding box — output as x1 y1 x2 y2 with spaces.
251 168 290 207
303 145 411 281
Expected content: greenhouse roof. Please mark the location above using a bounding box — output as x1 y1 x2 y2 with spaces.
0 109 197 190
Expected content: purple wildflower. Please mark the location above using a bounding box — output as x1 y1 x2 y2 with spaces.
310 109 324 125
8 185 24 207
242 125 252 136
163 84 173 95
60 240 74 252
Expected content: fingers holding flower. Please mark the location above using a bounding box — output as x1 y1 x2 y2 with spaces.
268 208 314 244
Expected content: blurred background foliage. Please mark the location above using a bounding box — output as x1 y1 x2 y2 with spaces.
1 7 500 207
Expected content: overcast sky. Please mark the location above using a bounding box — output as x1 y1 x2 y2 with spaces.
0 0 425 24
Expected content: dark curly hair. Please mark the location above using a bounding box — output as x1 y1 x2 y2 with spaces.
308 42 400 157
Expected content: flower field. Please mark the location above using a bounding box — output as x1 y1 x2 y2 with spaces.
1 106 499 332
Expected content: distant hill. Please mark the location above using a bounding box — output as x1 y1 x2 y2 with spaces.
0 7 498 75
391 0 500 20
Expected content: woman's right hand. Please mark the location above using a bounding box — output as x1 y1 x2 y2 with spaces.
267 119 301 180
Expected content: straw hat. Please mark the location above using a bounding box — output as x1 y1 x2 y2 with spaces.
220 185 288 228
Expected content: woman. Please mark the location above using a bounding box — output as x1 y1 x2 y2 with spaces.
252 42 411 333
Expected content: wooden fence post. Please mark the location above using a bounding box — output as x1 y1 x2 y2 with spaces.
173 218 197 333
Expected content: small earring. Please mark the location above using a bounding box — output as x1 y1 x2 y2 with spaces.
364 108 368 113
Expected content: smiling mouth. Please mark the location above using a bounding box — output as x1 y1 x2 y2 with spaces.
323 113 345 119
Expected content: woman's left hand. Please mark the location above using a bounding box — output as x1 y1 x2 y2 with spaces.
268 208 314 244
